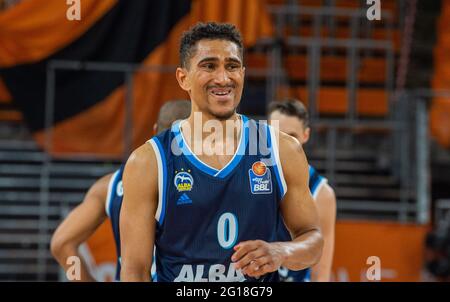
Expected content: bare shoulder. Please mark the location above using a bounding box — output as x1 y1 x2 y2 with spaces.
124 143 158 177
316 183 337 209
95 173 114 191
319 183 336 200
122 142 159 209
85 173 114 204
276 130 308 178
315 183 336 230
277 131 303 158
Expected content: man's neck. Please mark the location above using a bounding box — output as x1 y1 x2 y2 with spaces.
181 112 242 157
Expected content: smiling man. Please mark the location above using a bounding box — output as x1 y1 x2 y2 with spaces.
119 22 323 282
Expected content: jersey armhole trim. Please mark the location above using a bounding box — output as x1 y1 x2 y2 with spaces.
267 124 288 200
147 137 167 226
312 178 328 200
105 170 120 218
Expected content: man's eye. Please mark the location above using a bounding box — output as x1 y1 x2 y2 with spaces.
203 64 215 70
227 65 239 70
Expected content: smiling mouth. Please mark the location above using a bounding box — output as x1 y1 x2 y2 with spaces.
209 88 233 97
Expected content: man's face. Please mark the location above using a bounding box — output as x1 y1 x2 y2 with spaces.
269 111 310 145
176 39 245 120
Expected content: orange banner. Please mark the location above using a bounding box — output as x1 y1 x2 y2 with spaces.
0 0 117 67
0 77 11 102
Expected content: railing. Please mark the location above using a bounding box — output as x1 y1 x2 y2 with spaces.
258 3 431 224
264 4 396 121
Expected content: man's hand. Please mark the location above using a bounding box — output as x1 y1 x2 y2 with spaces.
231 240 287 278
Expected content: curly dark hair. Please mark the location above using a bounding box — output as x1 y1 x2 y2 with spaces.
179 22 244 68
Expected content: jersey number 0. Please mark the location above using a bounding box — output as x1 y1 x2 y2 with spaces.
217 213 238 249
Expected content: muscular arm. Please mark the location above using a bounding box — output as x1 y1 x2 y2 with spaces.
311 183 336 282
50 174 112 282
275 133 324 270
232 132 323 277
120 143 159 282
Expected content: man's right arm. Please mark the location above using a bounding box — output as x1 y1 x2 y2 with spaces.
120 143 159 281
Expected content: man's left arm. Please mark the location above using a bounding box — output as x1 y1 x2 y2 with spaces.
232 132 324 277
311 183 336 282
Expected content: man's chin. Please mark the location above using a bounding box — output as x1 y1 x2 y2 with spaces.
209 109 236 121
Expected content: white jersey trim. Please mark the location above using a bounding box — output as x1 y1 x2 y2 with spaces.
268 124 288 198
312 178 328 200
105 170 120 218
148 139 163 223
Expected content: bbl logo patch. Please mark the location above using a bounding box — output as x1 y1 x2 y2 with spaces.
249 161 272 194
174 170 194 192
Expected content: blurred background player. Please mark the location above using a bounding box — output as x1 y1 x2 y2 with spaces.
269 99 336 282
50 100 191 281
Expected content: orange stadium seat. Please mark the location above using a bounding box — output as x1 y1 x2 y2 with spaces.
278 86 389 116
0 109 23 122
285 55 387 83
278 27 400 52
246 53 387 83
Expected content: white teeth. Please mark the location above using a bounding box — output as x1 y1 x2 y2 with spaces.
212 90 231 96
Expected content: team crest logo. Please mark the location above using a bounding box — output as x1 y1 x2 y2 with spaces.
249 161 272 194
174 170 194 192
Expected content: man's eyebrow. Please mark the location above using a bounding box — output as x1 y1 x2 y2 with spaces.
197 57 219 65
197 57 242 65
226 57 242 65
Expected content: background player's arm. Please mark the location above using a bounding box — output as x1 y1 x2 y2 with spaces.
50 174 112 282
120 144 158 282
311 183 336 282
233 133 323 277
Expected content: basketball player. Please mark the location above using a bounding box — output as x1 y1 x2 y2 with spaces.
120 22 324 282
269 99 336 282
50 100 191 281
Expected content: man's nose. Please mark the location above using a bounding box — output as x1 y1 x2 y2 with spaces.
213 66 231 85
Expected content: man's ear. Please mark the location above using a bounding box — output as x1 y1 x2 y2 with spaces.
176 67 190 92
303 127 311 144
153 123 158 136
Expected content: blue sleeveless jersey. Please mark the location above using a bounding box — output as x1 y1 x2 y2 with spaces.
105 167 124 281
277 165 327 282
105 166 157 281
147 115 288 282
